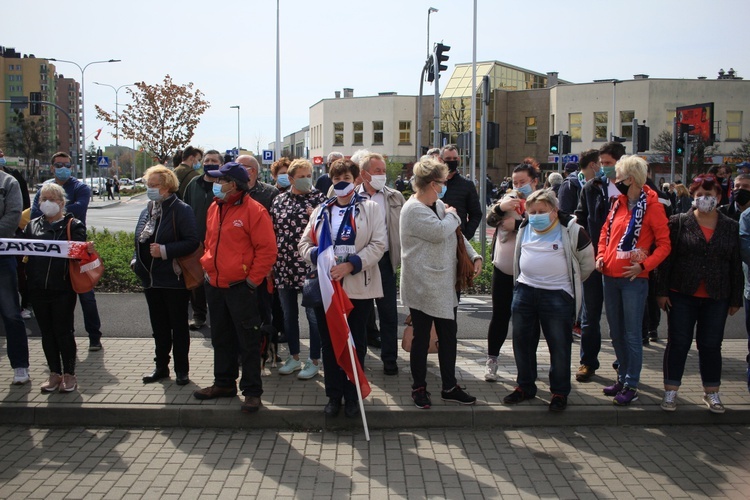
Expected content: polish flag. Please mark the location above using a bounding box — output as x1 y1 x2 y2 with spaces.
94 128 102 140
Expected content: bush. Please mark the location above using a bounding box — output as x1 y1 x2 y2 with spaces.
89 228 142 292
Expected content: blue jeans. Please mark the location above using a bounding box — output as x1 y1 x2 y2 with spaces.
376 253 399 364
511 283 575 397
603 276 648 389
0 257 29 368
277 287 321 360
664 291 728 388
580 270 604 370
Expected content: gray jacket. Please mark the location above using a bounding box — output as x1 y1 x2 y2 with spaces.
0 170 22 238
399 197 480 319
356 184 405 271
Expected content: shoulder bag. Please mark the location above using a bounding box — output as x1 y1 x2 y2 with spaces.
172 214 204 290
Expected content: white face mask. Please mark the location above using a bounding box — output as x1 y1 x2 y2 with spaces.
40 200 61 217
369 174 387 191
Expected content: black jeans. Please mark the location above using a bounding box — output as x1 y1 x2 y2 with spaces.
31 288 77 375
376 253 399 363
315 298 372 402
487 268 513 357
144 287 191 374
206 283 263 397
189 282 208 323
409 307 458 392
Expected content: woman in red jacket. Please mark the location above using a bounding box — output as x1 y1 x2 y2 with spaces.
596 155 671 405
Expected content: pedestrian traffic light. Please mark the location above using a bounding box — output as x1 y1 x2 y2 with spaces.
562 134 572 155
426 57 435 83
435 43 450 74
549 135 559 154
675 137 684 156
636 125 650 153
29 92 42 116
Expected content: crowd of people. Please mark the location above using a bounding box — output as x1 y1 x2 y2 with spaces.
1 143 749 417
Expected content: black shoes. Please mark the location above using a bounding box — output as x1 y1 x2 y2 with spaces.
383 360 398 376
188 319 206 330
503 387 535 404
324 398 342 417
549 394 568 412
142 367 169 384
367 336 382 348
175 373 190 386
344 400 360 418
440 385 477 405
412 387 432 409
88 340 103 352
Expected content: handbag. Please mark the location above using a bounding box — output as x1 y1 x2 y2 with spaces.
401 314 439 354
455 227 475 291
66 219 104 294
172 215 204 290
301 270 323 308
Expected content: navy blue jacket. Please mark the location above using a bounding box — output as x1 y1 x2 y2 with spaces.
575 176 610 255
133 194 199 289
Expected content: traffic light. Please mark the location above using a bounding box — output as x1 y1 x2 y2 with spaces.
636 125 650 153
29 92 42 116
562 134 572 154
435 43 450 74
426 57 435 83
487 122 500 150
549 134 559 154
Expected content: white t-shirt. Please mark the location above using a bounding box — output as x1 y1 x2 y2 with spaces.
517 222 573 297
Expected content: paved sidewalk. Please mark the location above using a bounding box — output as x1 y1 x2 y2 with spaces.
1 338 748 430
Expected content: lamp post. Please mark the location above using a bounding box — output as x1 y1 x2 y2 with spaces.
230 105 241 156
47 58 120 184
417 7 438 158
93 81 137 179
427 7 438 57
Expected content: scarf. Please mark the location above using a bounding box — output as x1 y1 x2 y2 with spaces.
605 188 648 260
138 201 162 243
317 194 360 262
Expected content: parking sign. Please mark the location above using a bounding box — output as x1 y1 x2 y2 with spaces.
262 150 274 165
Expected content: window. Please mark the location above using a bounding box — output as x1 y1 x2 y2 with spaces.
352 121 363 145
525 117 537 143
620 111 635 139
569 113 582 141
333 122 343 146
594 112 608 141
727 111 742 141
399 121 411 144
372 121 383 145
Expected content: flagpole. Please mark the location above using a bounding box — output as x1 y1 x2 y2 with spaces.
342 311 370 442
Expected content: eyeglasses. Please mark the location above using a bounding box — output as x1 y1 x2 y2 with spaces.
53 162 72 168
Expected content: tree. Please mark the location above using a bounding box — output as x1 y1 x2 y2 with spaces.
651 130 673 155
3 110 53 184
95 75 210 164
652 128 720 175
731 135 750 159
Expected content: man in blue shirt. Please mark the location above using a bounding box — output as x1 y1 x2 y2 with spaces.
31 152 104 351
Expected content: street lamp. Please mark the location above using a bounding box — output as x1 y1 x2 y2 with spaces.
47 58 121 184
427 7 438 57
230 105 241 156
93 81 137 179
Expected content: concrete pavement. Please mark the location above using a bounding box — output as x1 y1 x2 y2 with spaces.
1 336 748 430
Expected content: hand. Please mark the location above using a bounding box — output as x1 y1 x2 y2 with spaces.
729 306 740 316
86 242 95 253
445 205 457 215
330 262 354 281
499 197 520 213
595 257 604 272
473 258 483 278
306 206 314 215
622 262 643 281
149 243 161 258
657 296 671 312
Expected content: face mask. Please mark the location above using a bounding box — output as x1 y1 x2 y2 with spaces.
293 177 312 193
615 180 630 196
735 189 750 207
369 174 387 191
146 187 164 202
277 174 290 188
0 157 6 166
204 163 220 173
54 167 71 182
40 200 61 217
517 183 533 197
212 183 226 200
601 166 616 179
193 162 202 171
694 195 717 213
433 184 447 199
333 181 355 197
528 213 552 232
445 160 459 172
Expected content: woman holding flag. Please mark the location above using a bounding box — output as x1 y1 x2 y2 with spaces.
299 159 386 419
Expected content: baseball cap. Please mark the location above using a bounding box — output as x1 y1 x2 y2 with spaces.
564 162 579 173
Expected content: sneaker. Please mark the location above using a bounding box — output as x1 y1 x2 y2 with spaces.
703 392 725 414
278 357 302 375
59 374 77 393
575 365 596 382
40 373 62 392
484 358 498 382
88 341 103 352
572 322 582 339
441 385 477 405
189 318 206 330
297 359 320 380
649 330 659 342
193 385 238 400
20 308 32 320
661 390 678 412
412 387 432 409
549 394 568 412
12 367 30 385
613 386 638 406
603 381 624 397
383 360 398 376
503 387 535 404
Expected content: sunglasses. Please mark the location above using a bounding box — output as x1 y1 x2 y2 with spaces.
691 174 717 190
53 162 72 168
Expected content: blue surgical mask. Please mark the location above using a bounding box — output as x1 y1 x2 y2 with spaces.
434 184 447 199
212 182 226 199
277 173 290 188
517 183 533 197
193 161 202 171
146 187 163 202
54 167 72 182
0 157 6 166
528 213 552 232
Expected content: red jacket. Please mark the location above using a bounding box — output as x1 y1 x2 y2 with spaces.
201 191 277 288
598 184 671 279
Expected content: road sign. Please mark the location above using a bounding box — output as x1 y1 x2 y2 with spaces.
262 150 274 165
97 156 110 168
547 154 580 164
313 156 324 165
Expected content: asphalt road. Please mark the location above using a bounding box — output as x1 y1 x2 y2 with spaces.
86 195 148 233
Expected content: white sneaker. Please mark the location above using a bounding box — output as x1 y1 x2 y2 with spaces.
297 359 320 380
20 309 32 320
660 390 677 412
703 392 725 414
278 357 302 375
13 367 30 385
484 358 498 382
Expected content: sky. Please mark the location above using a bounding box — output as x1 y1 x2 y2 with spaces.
4 0 750 156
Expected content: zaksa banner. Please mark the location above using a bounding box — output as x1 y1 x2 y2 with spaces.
0 238 90 259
